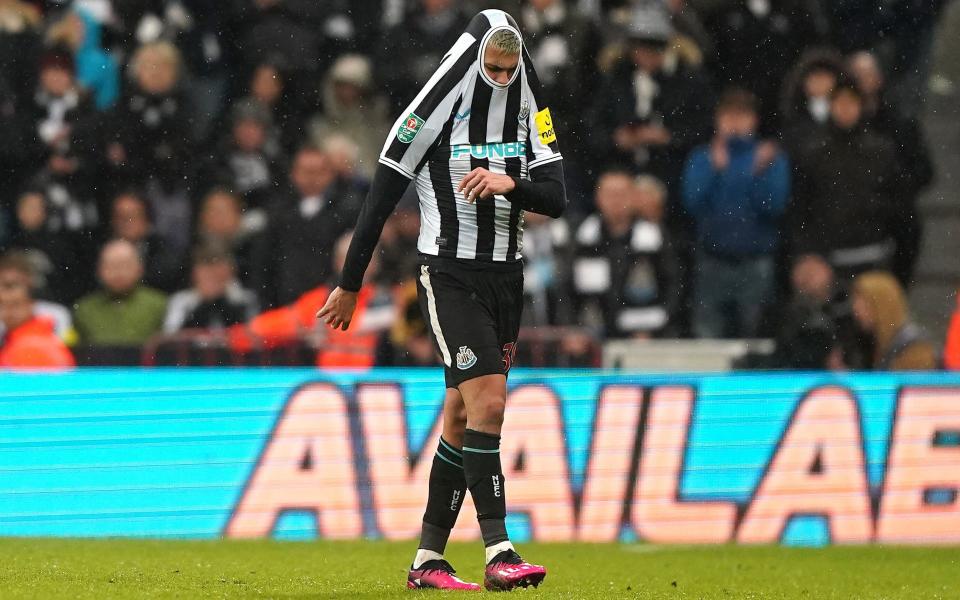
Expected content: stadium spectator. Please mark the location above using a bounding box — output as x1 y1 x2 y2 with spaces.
249 146 361 308
308 54 391 180
778 49 843 153
27 47 97 172
21 48 99 236
321 134 371 200
73 239 167 347
764 254 862 370
238 61 301 153
118 0 237 142
45 7 118 109
789 77 900 280
195 189 256 285
682 89 789 338
239 232 394 367
848 51 934 287
109 191 184 292
201 99 286 210
377 0 470 110
104 41 193 248
572 170 680 338
703 0 828 132
0 252 74 368
851 271 937 370
163 243 258 334
589 3 713 205
6 190 85 303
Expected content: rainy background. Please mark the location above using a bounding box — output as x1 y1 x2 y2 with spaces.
0 0 958 372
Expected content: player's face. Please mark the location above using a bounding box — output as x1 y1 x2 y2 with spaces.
483 46 520 85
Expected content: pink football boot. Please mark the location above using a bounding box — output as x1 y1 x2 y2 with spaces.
483 549 547 591
407 559 481 591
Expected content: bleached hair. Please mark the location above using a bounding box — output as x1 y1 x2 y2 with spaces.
489 28 521 55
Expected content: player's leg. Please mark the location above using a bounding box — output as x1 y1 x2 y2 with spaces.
407 269 480 591
411 389 469 567
460 269 545 591
458 373 546 591
458 373 509 550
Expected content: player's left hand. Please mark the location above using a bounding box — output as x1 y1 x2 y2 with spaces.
458 168 516 203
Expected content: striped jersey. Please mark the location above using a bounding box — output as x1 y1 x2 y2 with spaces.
378 9 563 263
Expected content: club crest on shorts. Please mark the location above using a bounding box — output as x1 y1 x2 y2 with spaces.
397 112 424 143
456 346 478 370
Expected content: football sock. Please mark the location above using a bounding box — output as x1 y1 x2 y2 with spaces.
485 540 516 564
417 437 467 557
412 548 443 570
462 429 509 548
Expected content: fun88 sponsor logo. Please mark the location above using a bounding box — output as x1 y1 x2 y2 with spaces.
451 142 526 160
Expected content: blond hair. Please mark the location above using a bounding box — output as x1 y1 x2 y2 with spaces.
489 28 521 55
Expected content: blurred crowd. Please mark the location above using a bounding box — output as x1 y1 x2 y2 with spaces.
0 0 957 371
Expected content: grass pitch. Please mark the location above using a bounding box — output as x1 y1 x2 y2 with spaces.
0 538 956 599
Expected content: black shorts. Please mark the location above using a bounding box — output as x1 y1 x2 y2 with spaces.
416 256 523 388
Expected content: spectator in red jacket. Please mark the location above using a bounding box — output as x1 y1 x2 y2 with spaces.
0 252 74 368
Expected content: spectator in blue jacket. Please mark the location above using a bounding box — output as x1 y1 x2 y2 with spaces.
682 89 790 338
46 8 119 110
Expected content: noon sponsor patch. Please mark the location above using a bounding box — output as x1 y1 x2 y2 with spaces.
534 107 557 145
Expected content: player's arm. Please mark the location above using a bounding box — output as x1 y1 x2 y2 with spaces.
317 164 409 330
458 161 566 218
505 160 566 218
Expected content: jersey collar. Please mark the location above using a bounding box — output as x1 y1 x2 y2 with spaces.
477 24 524 90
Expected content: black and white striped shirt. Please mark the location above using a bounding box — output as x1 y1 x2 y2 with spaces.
380 9 562 262
339 9 566 291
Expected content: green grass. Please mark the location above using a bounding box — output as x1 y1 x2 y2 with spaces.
0 538 957 599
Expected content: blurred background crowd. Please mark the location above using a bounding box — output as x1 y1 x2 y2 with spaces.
0 0 959 371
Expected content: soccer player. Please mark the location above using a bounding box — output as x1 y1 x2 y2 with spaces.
317 9 566 592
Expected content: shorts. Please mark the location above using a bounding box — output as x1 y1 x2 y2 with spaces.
416 257 523 388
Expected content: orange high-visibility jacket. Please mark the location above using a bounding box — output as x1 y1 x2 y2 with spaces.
0 316 75 368
238 286 380 367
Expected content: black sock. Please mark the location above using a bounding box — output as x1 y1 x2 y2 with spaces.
418 437 467 554
462 428 508 547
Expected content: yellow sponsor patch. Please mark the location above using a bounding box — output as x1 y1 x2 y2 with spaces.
534 107 557 145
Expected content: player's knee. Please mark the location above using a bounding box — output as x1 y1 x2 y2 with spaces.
444 401 468 432
473 393 506 429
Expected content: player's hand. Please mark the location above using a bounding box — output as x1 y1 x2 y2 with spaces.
316 287 358 331
458 168 516 203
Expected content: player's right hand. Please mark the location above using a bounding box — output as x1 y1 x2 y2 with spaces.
316 287 358 331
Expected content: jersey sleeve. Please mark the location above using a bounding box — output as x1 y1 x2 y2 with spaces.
378 34 478 179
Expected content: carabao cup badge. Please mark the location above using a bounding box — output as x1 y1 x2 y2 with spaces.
398 112 425 143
